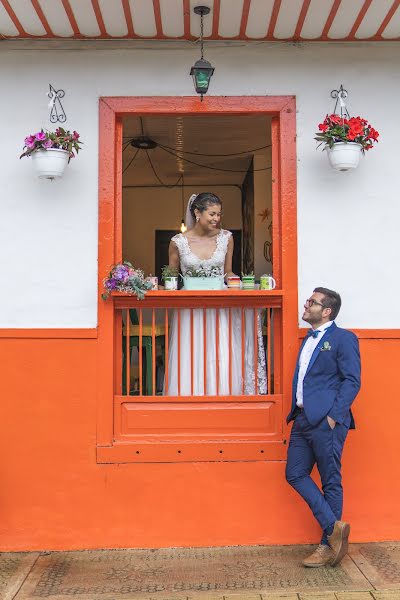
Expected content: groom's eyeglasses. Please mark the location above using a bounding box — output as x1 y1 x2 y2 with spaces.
305 298 327 308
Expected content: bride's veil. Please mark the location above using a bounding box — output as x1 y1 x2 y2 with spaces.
185 193 197 230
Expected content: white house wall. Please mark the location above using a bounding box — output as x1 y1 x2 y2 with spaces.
0 42 397 328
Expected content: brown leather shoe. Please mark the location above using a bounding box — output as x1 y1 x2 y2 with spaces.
302 544 334 568
327 520 350 566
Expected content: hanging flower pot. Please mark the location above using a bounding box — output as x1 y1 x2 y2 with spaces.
327 142 363 172
20 127 83 180
315 114 379 172
31 148 70 179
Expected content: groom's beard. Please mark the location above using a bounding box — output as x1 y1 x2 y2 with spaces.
302 310 324 327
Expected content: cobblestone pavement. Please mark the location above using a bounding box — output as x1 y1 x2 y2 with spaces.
1 543 400 600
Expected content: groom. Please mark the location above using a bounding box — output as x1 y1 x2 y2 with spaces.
286 287 361 568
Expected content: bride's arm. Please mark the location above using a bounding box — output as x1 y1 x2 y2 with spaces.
156 241 180 289
224 235 236 279
168 240 180 270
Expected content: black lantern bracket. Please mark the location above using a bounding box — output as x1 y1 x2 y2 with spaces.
47 84 67 123
190 6 215 101
330 84 350 120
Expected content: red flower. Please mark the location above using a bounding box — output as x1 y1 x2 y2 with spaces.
347 118 364 141
348 117 364 132
318 123 329 132
328 114 342 125
367 127 379 141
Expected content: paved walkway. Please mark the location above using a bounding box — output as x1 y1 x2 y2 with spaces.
1 543 400 600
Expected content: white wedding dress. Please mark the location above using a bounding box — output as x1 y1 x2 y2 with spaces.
164 229 268 396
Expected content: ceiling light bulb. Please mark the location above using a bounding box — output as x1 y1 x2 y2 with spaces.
180 220 187 233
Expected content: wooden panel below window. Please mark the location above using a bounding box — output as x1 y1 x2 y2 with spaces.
116 396 281 441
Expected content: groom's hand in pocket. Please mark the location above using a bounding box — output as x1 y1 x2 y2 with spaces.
327 415 336 429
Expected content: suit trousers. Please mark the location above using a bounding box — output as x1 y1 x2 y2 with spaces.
285 410 349 544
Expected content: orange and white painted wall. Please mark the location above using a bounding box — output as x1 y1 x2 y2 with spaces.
0 41 399 550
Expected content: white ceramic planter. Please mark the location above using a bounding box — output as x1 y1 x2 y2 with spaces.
164 277 178 290
327 142 363 172
183 276 224 290
31 148 70 179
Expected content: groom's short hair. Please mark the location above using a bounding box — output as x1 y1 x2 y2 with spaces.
314 287 342 320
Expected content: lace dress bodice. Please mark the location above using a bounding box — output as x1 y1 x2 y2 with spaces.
171 229 231 275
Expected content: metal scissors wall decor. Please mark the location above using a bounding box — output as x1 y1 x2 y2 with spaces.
47 84 66 123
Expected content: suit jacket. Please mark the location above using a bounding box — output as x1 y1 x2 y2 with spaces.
287 322 361 429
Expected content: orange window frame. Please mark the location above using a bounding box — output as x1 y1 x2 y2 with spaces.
96 96 298 461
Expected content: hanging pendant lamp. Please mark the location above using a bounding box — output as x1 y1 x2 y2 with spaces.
190 6 215 100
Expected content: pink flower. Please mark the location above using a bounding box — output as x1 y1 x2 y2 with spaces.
42 139 53 149
73 131 80 140
35 131 47 142
24 135 36 149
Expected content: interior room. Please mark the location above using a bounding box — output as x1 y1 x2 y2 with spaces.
120 114 274 396
122 114 273 281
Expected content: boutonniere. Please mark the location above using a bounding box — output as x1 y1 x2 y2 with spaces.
320 341 332 352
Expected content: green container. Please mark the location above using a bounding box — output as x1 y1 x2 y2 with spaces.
241 275 255 290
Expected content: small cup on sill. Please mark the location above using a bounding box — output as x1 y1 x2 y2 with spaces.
227 276 241 289
241 275 255 290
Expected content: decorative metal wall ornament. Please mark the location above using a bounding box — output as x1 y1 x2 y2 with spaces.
330 84 350 121
190 6 214 101
47 84 66 123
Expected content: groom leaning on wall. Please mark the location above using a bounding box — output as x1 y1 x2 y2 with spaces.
286 287 361 568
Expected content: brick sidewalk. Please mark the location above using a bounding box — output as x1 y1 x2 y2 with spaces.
1 543 400 600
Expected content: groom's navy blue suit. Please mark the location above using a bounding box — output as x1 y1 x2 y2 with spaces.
286 322 361 542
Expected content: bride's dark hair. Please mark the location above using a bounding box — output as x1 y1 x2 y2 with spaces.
190 192 222 220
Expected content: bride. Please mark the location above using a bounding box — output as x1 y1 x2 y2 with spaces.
165 192 267 396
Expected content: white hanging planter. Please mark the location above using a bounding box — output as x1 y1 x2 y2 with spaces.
326 142 363 172
31 148 70 180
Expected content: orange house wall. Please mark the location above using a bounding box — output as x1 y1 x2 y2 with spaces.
1 334 399 551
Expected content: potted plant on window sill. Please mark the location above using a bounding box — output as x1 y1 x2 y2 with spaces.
20 127 83 180
182 265 225 290
161 265 179 290
315 114 379 171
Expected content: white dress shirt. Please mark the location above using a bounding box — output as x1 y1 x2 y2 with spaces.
296 321 334 407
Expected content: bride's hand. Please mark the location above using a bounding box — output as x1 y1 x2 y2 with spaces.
225 271 238 280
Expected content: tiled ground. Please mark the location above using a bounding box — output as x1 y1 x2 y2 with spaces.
1 543 400 600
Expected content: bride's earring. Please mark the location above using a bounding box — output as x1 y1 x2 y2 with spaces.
196 216 200 222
